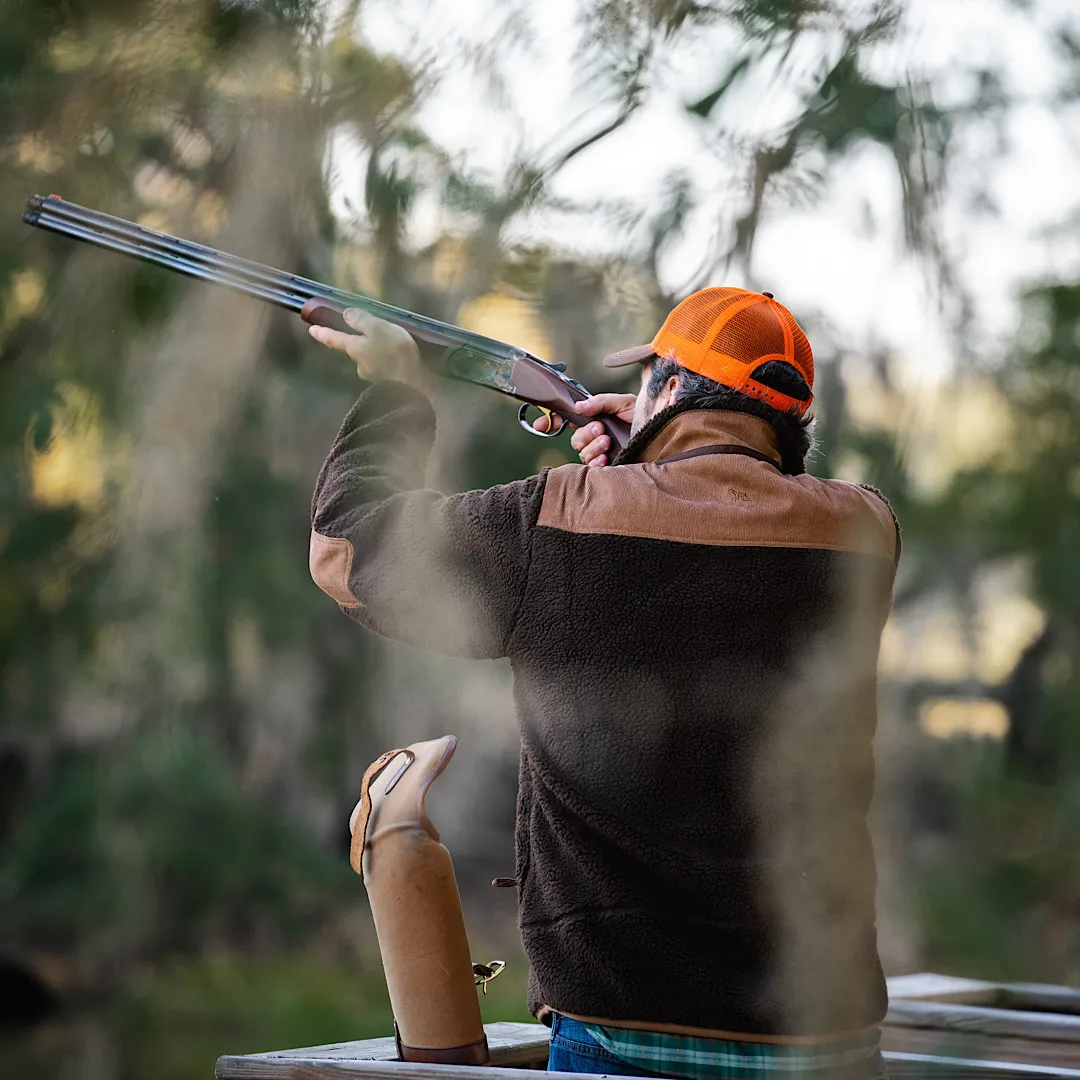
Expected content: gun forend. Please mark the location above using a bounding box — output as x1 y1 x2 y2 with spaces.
300 298 352 335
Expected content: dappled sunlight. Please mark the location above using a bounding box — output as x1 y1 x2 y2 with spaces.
919 697 1010 740
457 292 553 358
28 383 108 511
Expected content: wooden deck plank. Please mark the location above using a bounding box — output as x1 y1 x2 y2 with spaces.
997 986 1080 1018
218 1053 1080 1080
885 1000 1080 1043
216 1020 1080 1080
216 1022 550 1078
881 1025 1080 1071
216 1049 1080 1080
887 974 1080 1018
888 974 1001 1006
885 1051 1080 1079
218 1063 649 1080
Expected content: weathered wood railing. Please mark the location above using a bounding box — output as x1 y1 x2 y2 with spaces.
217 974 1080 1080
883 974 1080 1071
216 1022 549 1078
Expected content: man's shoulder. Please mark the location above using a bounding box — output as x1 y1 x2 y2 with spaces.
792 474 901 562
535 459 643 535
795 473 897 512
536 459 900 564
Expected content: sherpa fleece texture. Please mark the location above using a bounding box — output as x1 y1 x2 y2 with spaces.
311 381 900 1038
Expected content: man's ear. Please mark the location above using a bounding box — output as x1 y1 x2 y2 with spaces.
661 374 681 408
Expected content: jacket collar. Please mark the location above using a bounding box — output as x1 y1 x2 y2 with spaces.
615 402 784 469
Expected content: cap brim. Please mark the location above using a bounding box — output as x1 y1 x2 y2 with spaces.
602 344 657 368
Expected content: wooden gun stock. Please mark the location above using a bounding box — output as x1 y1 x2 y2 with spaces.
509 358 631 449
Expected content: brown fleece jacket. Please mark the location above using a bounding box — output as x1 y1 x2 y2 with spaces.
310 380 900 1038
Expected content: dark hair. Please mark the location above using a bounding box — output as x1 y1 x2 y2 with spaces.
646 357 814 474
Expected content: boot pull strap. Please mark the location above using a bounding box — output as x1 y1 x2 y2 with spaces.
349 748 411 875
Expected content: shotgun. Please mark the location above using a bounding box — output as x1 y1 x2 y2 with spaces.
22 194 631 450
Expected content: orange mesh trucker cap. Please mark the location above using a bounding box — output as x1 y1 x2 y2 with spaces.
603 288 814 416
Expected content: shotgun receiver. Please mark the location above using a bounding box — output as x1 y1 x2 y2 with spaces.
22 194 631 450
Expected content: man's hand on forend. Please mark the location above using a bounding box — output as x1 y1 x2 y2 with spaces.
309 308 436 398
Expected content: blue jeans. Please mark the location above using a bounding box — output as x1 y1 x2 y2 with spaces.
547 1012 890 1079
548 1014 665 1076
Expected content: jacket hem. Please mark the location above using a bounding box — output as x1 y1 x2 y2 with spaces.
541 1006 880 1045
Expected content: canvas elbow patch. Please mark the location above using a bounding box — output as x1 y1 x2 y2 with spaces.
309 530 361 608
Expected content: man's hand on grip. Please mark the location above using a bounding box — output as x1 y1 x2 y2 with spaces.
533 393 636 468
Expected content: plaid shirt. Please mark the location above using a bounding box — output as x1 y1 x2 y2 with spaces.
584 1022 887 1080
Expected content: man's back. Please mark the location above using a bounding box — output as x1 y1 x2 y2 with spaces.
505 407 898 1037
310 378 898 1039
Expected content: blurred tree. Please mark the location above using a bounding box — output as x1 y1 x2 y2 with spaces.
913 279 1080 983
0 0 396 980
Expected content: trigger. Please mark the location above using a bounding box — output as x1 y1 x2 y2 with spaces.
541 408 565 434
518 404 565 438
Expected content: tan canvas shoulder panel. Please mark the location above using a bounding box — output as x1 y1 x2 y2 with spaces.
538 456 898 562
309 530 361 608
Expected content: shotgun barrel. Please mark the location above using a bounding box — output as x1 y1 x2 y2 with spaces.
22 194 632 449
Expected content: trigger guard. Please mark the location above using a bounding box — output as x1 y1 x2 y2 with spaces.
518 403 565 438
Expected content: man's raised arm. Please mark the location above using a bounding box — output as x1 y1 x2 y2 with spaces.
308 310 544 658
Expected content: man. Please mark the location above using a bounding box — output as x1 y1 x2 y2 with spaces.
308 288 899 1080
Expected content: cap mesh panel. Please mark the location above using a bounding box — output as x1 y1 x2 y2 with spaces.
662 289 748 345
710 305 786 366
790 318 815 385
